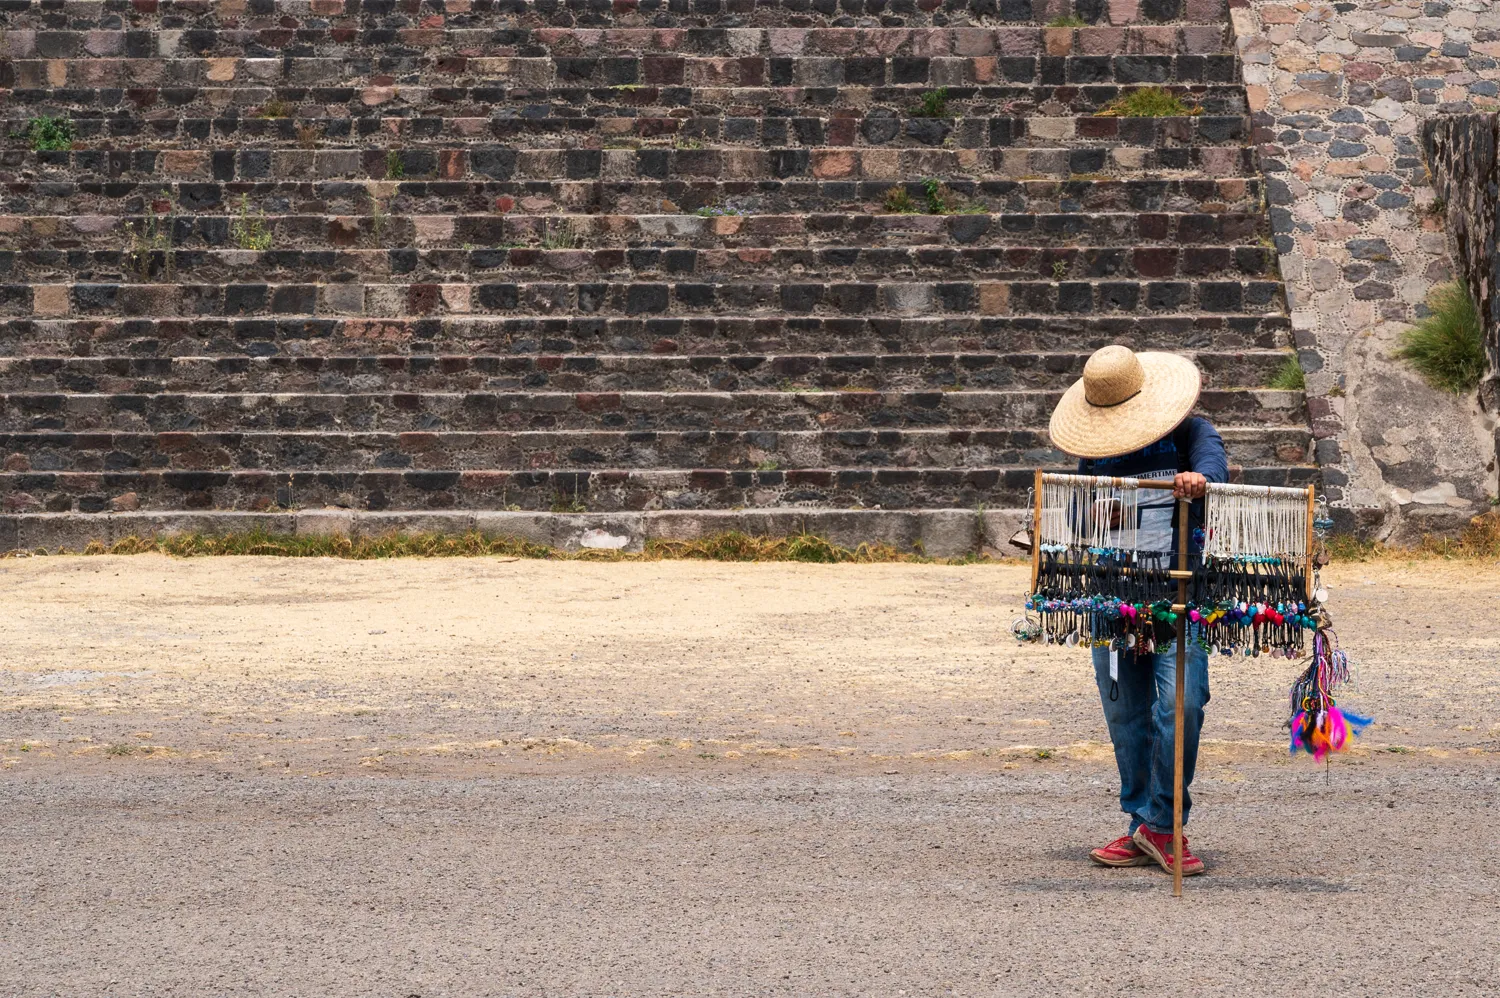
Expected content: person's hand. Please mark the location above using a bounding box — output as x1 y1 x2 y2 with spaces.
1174 471 1207 500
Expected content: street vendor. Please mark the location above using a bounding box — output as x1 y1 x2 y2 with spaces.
1046 344 1229 877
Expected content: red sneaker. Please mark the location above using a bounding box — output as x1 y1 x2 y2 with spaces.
1089 834 1153 867
1132 826 1206 876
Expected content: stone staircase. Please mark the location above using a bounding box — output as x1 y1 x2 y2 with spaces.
0 0 1314 553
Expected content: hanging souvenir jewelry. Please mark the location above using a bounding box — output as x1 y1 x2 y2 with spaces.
1287 625 1370 759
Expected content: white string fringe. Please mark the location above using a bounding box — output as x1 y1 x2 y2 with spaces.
1202 485 1307 560
1037 475 1310 561
1039 476 1140 551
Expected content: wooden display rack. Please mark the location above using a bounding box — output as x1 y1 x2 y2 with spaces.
1029 471 1316 896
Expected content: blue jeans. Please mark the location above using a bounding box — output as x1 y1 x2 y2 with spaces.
1091 639 1210 835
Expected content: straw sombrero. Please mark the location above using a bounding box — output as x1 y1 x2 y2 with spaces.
1048 345 1202 459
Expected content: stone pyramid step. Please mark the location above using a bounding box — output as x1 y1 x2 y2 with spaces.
1 453 1314 521
5 51 1237 92
3 313 1291 358
13 142 1258 183
0 0 1232 31
3 23 1231 61
0 417 1306 479
0 386 1307 434
5 245 1276 286
0 349 1294 393
3 87 1251 141
11 113 1251 154
5 211 1267 251
6 276 1284 319
3 176 1267 216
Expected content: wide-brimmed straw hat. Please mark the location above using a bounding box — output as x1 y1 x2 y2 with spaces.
1048 345 1202 459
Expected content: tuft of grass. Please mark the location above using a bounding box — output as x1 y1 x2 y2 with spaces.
229 194 273 251
1324 511 1500 562
1046 15 1088 27
18 529 1005 564
370 196 388 245
105 743 135 757
924 178 950 214
539 220 582 250
1417 511 1500 559
258 97 293 119
23 115 74 151
296 122 323 149
923 178 960 214
1267 354 1306 391
125 200 176 282
911 87 950 119
1324 534 1379 562
883 185 919 213
385 149 405 180
550 492 588 513
884 178 987 215
694 199 746 217
1095 86 1202 118
1396 281 1487 394
1051 259 1068 281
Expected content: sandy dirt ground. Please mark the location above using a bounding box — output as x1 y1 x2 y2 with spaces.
1 555 1498 996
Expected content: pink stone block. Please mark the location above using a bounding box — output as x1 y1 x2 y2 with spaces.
1108 0 1140 26
32 286 70 317
764 28 803 55
993 29 1039 58
870 29 910 56
1078 28 1126 56
1181 25 1226 55
1259 5 1301 25
160 150 210 177
809 29 859 55
908 29 952 57
1198 147 1241 176
3 29 36 57
412 216 454 243
84 31 124 56
951 28 996 57
1035 0 1072 21
1131 27 1179 55
713 215 747 236
811 149 858 179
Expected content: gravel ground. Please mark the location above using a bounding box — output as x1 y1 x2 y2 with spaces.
1 555 1497 996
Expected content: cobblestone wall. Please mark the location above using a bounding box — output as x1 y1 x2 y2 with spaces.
1422 112 1500 411
1232 0 1498 537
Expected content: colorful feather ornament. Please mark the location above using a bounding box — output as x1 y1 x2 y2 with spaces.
1287 626 1370 760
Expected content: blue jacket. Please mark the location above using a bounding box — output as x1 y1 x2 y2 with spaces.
1076 417 1228 554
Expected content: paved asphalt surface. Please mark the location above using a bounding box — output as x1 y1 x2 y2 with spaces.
1 555 1497 996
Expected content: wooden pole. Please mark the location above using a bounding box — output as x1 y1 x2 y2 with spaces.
1172 495 1189 897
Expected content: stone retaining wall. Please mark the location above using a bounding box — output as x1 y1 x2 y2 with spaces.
1422 112 1500 412
0 508 1029 559
1232 0 1498 538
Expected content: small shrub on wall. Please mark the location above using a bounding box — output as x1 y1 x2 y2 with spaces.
1398 281 1488 395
